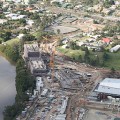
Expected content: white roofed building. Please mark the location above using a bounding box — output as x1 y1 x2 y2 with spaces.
110 45 120 52
95 78 120 97
36 77 43 92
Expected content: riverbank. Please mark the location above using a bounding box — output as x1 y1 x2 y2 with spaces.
0 51 16 65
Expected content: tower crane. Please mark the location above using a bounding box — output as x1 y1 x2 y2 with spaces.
49 47 55 82
42 36 55 82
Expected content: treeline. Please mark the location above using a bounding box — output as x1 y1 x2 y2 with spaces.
0 44 20 62
4 58 35 120
82 0 115 7
0 43 35 120
102 22 120 37
67 42 110 67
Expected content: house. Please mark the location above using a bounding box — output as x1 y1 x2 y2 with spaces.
0 19 7 24
51 0 64 4
5 13 27 20
102 38 111 44
102 8 112 15
62 38 69 44
76 41 85 46
26 20 34 26
61 45 66 48
17 34 25 39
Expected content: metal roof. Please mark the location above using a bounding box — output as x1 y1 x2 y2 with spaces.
95 78 120 95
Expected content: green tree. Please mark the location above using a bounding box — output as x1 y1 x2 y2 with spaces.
22 34 35 41
103 52 109 61
111 67 115 74
1 31 11 42
57 29 60 34
19 19 26 26
3 103 24 120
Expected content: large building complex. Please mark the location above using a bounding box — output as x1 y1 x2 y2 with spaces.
95 78 120 97
23 43 40 60
28 58 47 76
23 43 48 76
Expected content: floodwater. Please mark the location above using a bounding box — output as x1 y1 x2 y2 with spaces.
0 56 16 120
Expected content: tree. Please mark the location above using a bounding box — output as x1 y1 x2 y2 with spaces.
1 31 11 42
111 67 115 74
78 55 82 62
103 0 115 8
85 47 90 55
93 20 99 24
57 29 60 34
22 34 35 41
19 19 26 26
1 44 20 62
103 52 109 61
4 103 24 120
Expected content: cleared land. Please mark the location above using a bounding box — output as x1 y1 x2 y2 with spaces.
84 109 116 120
52 25 79 34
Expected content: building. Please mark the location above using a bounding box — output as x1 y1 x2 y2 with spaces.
23 43 49 76
17 34 25 39
95 78 120 97
110 45 120 52
60 96 68 114
5 13 27 20
22 0 30 4
55 114 66 120
0 19 7 24
36 77 43 92
28 58 47 76
55 96 68 120
51 0 64 4
23 43 40 60
102 38 111 44
41 88 48 97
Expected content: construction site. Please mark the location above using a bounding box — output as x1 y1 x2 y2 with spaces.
16 36 120 120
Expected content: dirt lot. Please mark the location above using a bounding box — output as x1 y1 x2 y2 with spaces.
84 109 118 120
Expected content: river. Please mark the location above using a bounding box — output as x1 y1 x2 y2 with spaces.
0 56 16 120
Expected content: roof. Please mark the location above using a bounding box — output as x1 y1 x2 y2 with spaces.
110 45 120 52
95 78 120 96
36 77 43 87
55 114 66 120
102 38 111 43
24 44 39 52
100 78 120 88
30 59 46 69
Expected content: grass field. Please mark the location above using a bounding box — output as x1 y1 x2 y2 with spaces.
104 52 120 70
57 47 85 60
4 38 19 45
57 47 120 70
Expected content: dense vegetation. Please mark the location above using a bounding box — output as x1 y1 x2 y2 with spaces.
4 58 35 120
82 0 115 7
0 43 20 62
0 42 35 120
